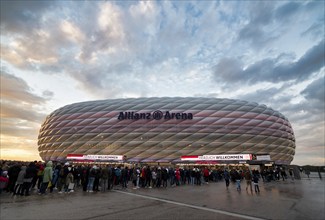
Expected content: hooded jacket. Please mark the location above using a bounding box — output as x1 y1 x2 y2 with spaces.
16 166 27 184
43 161 53 183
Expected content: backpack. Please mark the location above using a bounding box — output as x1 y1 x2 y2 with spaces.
115 169 121 177
59 168 64 177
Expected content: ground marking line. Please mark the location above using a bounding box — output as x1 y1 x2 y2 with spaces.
113 190 267 220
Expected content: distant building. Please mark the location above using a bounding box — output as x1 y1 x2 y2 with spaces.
38 97 295 164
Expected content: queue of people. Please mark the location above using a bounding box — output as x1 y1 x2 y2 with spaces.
0 160 295 197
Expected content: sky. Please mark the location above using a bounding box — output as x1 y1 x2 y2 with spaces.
0 1 324 166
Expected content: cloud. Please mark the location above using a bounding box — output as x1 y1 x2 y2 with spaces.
301 75 325 102
237 2 277 47
0 71 50 141
274 2 301 21
1 119 40 137
0 1 54 34
1 103 45 123
78 2 128 63
1 71 47 104
213 40 325 85
301 20 325 40
42 90 54 98
301 75 325 113
235 77 324 125
237 87 285 106
60 20 85 44
68 63 149 99
0 27 66 71
237 1 322 48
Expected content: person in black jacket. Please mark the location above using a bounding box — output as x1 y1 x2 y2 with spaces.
162 168 168 188
58 163 69 193
22 162 37 196
145 166 151 188
93 166 100 192
7 163 21 193
234 170 242 191
81 165 89 192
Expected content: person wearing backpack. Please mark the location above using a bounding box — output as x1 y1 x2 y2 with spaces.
244 168 253 192
100 165 109 192
58 163 69 193
114 166 121 188
22 162 37 196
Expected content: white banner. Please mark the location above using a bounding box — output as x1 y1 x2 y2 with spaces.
198 154 252 161
67 154 124 161
84 155 124 161
181 154 252 161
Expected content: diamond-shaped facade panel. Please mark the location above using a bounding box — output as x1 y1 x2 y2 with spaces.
38 97 295 164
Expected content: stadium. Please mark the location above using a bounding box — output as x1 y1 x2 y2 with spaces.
37 97 295 165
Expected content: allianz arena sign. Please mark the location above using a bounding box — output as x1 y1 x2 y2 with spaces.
118 110 193 120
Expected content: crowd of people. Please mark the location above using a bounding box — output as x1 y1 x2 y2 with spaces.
0 160 294 197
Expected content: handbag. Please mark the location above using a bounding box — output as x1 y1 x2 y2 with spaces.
68 183 75 190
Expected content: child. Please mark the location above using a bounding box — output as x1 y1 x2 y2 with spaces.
253 174 260 193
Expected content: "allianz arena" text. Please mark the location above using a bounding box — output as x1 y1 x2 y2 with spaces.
117 111 193 120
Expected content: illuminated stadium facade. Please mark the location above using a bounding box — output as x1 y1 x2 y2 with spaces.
38 97 296 165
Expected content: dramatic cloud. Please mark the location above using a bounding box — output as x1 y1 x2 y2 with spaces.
301 75 325 103
213 40 324 85
0 1 54 34
300 75 325 116
1 71 47 104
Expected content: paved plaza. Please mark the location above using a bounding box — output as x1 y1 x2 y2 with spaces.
0 175 324 220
